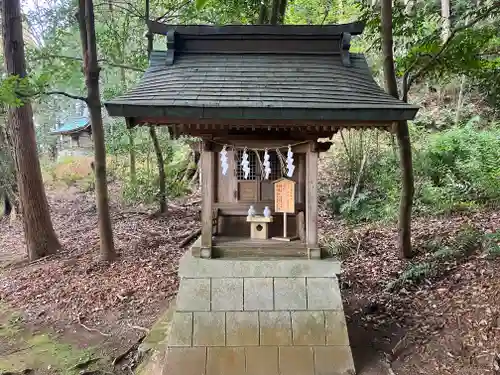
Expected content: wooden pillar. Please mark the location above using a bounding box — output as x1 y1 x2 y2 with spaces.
200 142 214 259
306 142 320 259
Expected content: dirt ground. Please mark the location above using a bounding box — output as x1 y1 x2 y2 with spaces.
0 186 499 375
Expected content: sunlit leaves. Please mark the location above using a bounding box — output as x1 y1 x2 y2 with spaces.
195 0 210 10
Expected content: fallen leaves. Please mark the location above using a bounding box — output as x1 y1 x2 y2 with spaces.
0 185 499 375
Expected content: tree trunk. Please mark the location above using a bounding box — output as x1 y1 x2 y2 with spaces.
455 75 467 125
149 126 166 214
269 0 280 24
78 0 116 261
258 0 269 23
441 0 451 42
2 0 61 260
128 129 137 184
278 0 287 23
119 66 136 184
381 0 414 259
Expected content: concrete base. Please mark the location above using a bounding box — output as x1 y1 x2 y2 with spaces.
163 252 355 375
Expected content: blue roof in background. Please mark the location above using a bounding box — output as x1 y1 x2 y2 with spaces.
51 116 90 135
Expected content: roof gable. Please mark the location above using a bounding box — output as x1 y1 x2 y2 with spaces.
104 23 419 129
149 21 364 66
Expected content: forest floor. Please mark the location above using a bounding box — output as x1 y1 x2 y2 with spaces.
0 185 499 375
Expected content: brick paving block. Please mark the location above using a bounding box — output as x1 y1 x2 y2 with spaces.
325 311 350 346
206 347 245 375
193 312 225 346
274 278 307 310
313 346 355 375
162 347 206 375
279 347 314 375
226 311 259 346
245 347 279 375
168 312 193 347
307 278 342 310
176 278 211 311
211 278 243 311
244 278 274 311
259 311 292 346
291 311 326 345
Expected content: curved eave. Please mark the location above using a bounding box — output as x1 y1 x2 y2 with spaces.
50 123 91 136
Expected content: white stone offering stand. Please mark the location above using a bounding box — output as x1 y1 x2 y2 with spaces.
246 215 274 240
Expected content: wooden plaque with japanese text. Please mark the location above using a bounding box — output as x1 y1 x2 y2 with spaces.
273 178 296 213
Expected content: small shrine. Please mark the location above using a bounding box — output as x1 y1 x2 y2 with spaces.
105 21 418 375
105 22 417 260
51 116 93 158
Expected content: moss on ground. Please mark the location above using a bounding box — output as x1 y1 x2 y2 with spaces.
135 304 175 375
0 305 99 375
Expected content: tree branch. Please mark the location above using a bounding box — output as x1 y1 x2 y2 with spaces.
154 0 190 22
34 53 145 72
45 91 88 102
406 1 499 91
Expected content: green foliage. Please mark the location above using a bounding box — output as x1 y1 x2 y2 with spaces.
106 125 192 205
484 230 500 259
323 233 359 259
323 120 500 223
195 0 211 10
386 225 482 291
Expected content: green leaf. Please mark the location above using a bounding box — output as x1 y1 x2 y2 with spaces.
195 0 210 11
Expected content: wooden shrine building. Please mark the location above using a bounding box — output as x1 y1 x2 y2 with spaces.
51 116 93 158
105 22 418 260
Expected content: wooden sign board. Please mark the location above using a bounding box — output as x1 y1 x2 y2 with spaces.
274 178 295 213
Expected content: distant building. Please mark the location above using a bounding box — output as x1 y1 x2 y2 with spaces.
51 116 93 158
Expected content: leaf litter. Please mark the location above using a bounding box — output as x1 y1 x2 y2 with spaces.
0 186 499 375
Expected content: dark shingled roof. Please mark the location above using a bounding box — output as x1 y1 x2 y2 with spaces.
104 24 418 124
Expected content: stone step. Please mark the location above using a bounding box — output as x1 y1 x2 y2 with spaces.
164 346 355 375
163 253 355 375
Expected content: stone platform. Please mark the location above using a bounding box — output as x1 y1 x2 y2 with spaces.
164 253 355 375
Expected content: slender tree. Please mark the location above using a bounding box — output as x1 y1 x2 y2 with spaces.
145 0 167 214
2 0 61 260
77 0 116 261
381 0 414 259
269 0 287 24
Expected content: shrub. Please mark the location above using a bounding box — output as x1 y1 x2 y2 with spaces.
484 230 500 259
322 121 500 223
386 225 482 291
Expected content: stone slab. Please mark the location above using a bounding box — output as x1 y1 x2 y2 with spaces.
314 346 356 375
291 311 326 345
307 277 342 310
206 347 245 375
244 278 274 311
176 278 211 311
279 347 314 375
226 312 259 346
179 252 341 278
260 311 292 346
168 312 193 347
193 312 225 346
325 311 350 346
211 278 243 311
274 278 307 310
163 347 206 375
245 347 279 375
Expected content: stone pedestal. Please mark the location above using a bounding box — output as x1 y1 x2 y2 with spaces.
162 252 355 375
246 215 273 240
